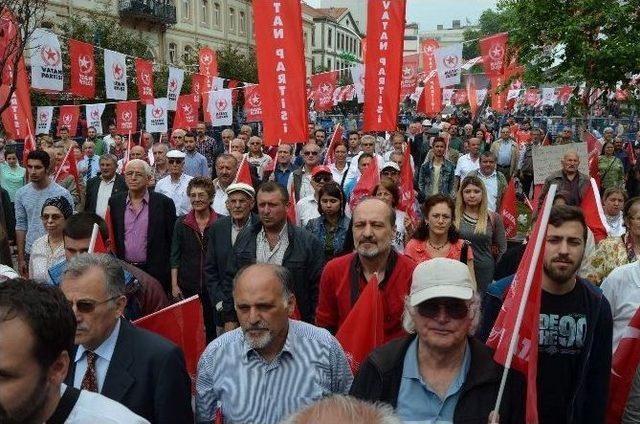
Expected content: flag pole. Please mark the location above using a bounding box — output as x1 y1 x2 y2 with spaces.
87 223 99 254
53 147 72 181
490 183 557 422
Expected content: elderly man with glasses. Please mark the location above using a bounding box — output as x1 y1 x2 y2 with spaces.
295 165 334 226
292 142 322 200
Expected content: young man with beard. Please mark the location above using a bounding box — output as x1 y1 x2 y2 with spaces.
196 264 352 424
0 279 148 423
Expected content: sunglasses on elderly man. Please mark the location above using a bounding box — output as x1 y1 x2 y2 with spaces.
69 296 120 313
313 174 333 183
417 298 469 320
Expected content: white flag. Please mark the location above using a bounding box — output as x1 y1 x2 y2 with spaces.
146 98 168 133
350 65 365 104
541 87 557 106
104 49 127 100
29 29 63 91
434 43 463 87
213 77 225 91
208 89 233 127
476 89 488 105
85 103 105 134
410 86 424 103
35 106 53 134
507 89 522 101
442 88 455 105
166 67 184 111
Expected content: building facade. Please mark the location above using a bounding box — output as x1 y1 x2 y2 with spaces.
420 20 477 47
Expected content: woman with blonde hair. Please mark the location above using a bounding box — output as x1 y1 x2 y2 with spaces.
455 175 506 293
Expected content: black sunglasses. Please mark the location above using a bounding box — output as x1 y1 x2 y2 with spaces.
417 298 469 320
168 159 184 164
313 174 333 183
303 151 319 156
69 296 120 313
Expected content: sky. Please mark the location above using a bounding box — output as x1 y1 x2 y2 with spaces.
305 0 498 31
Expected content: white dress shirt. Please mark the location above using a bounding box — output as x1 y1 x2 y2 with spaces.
74 319 121 393
95 176 117 218
78 155 101 181
61 383 149 423
601 261 640 351
477 170 499 211
454 153 480 180
213 180 229 216
154 173 193 216
343 152 384 189
296 196 320 226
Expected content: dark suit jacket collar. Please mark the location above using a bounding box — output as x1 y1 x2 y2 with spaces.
101 317 135 402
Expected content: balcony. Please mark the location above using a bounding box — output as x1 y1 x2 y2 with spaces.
118 0 177 26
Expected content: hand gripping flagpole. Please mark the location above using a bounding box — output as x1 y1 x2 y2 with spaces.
53 147 72 181
490 183 557 423
87 223 99 254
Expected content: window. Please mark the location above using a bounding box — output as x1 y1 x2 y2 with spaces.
312 28 315 47
182 0 191 20
183 45 194 63
327 58 332 69
229 7 236 32
239 11 246 34
201 0 209 26
168 43 177 64
213 2 221 27
327 28 332 48
303 31 307 48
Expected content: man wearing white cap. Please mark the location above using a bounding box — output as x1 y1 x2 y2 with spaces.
154 150 193 216
350 258 525 423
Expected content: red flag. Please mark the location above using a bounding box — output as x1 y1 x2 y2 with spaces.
363 0 406 131
420 38 439 72
500 177 518 239
581 178 609 243
398 145 417 220
558 85 573 105
626 142 637 167
199 47 218 77
349 155 380 211
452 89 468 105
54 146 80 190
486 185 558 423
68 39 96 98
287 182 297 224
135 59 154 105
93 229 108 253
105 207 117 255
400 54 419 99
233 156 253 185
324 124 344 165
134 295 206 383
173 94 200 130
227 79 239 105
531 183 544 212
21 133 35 166
243 84 263 123
524 88 540 106
607 306 640 424
588 154 601 187
116 101 138 134
466 75 479 118
57 105 80 137
479 32 508 77
335 274 384 373
311 71 339 112
191 73 212 96
253 0 308 144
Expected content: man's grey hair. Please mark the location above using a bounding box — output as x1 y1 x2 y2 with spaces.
402 293 481 336
99 154 118 166
280 395 402 424
125 159 152 176
63 253 126 298
360 134 376 145
480 150 497 160
221 128 235 138
152 143 169 153
232 264 293 305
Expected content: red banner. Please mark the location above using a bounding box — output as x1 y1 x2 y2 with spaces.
311 71 338 112
135 59 154 105
243 84 263 123
524 88 540 106
199 47 218 77
68 39 95 98
419 38 441 116
466 75 479 117
400 54 419 98
500 178 518 239
56 105 80 137
558 85 573 104
116 101 138 134
479 32 508 77
608 307 640 424
490 74 507 111
173 94 200 130
452 89 468 105
253 0 308 145
363 0 406 131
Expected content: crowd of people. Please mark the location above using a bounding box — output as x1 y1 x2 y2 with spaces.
0 111 640 423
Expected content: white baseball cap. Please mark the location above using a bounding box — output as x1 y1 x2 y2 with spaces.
409 258 476 306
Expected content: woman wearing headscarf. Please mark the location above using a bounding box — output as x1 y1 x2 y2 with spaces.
29 196 73 281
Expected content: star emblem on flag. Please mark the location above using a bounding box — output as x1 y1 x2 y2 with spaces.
216 98 227 111
320 82 332 94
122 111 132 121
152 107 163 118
249 93 261 107
169 78 177 92
201 54 212 65
182 104 193 115
402 66 414 77
90 109 100 120
444 55 459 69
489 44 504 60
78 55 93 74
63 114 72 125
112 63 124 80
41 46 60 66
141 73 151 85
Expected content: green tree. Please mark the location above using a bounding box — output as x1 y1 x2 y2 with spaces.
215 44 257 83
497 0 640 114
462 9 510 60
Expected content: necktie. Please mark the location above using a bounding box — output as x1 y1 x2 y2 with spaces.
87 156 93 178
80 351 98 392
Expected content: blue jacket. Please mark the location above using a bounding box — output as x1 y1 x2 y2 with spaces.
478 275 612 424
418 159 455 200
305 215 351 259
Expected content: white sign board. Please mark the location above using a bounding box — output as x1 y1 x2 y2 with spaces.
532 143 589 185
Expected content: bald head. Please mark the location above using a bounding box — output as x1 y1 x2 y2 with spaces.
281 395 402 424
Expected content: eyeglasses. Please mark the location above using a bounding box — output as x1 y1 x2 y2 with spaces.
69 296 120 313
361 143 374 147
416 298 469 320
303 151 319 156
168 159 184 164
313 175 333 183
381 170 399 177
42 213 64 221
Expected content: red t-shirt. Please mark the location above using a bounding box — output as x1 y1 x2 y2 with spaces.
315 252 416 343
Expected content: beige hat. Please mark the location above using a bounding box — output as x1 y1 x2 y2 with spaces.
226 182 255 198
166 149 186 159
409 258 476 306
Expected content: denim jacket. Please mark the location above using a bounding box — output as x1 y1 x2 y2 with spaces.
305 214 351 259
418 159 456 200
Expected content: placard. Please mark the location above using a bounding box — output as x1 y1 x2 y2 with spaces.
532 143 588 185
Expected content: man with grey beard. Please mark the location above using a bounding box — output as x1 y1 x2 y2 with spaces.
195 263 352 424
316 197 416 341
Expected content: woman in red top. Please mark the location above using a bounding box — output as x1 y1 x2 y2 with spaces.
405 193 475 280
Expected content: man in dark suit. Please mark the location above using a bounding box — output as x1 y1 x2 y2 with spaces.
61 253 193 423
84 154 127 216
204 182 257 334
108 159 176 292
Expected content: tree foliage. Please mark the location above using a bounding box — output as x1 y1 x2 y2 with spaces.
462 9 510 60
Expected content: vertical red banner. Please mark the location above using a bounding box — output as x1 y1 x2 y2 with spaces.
116 101 138 134
253 0 308 145
56 105 80 137
243 84 263 123
311 71 338 112
419 38 442 117
135 59 154 105
199 47 218 77
363 0 406 132
490 74 507 111
174 94 200 130
68 39 96 98
479 32 508 77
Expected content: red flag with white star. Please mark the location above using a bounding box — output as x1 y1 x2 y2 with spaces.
69 39 96 98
